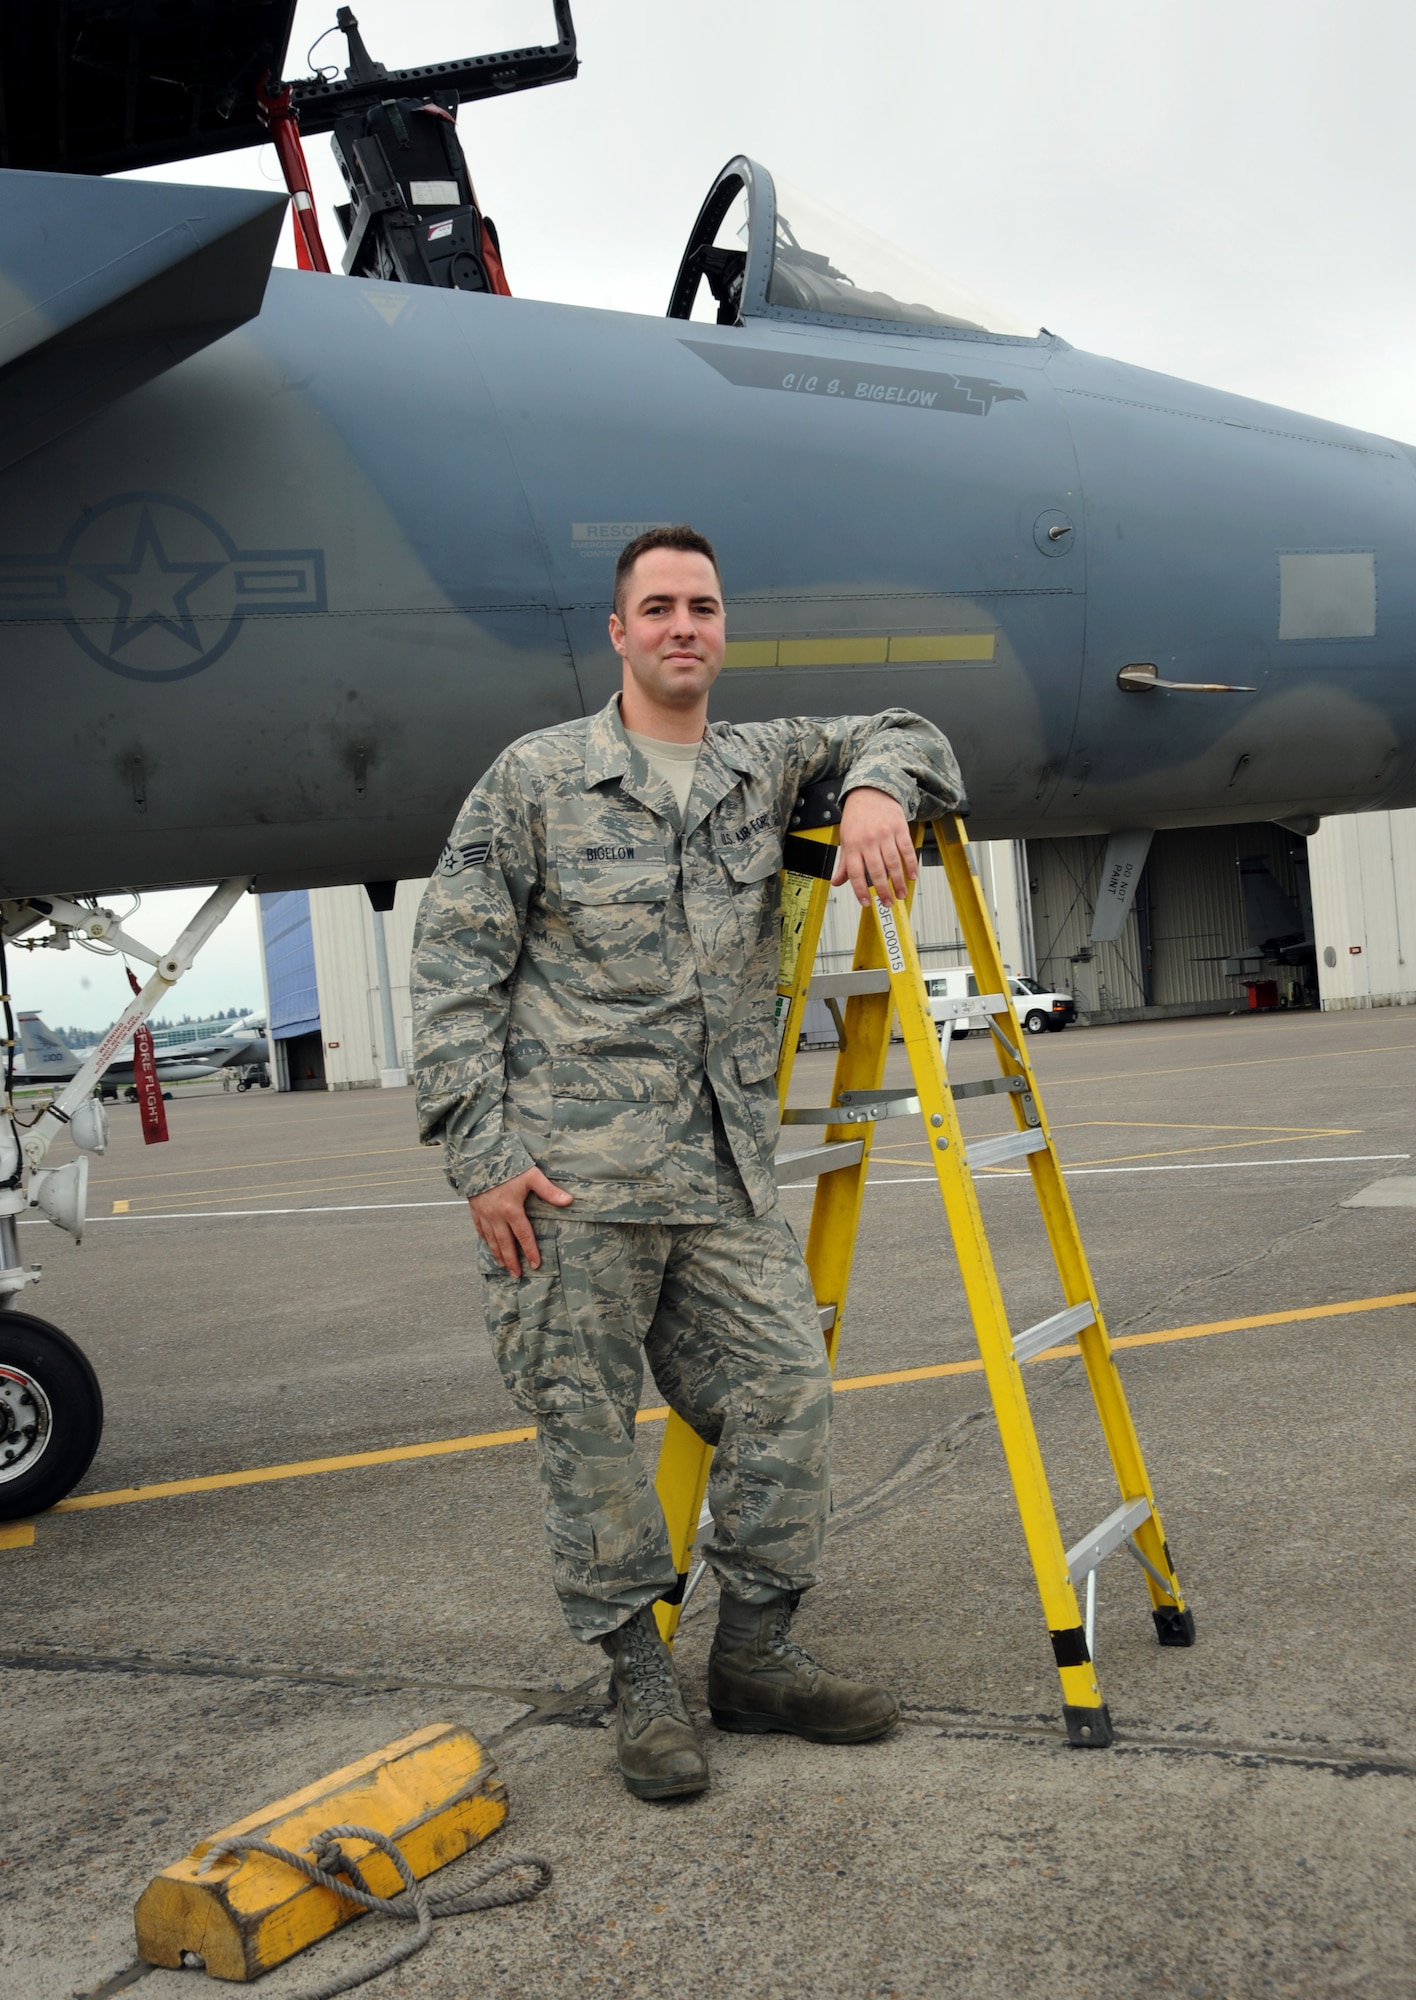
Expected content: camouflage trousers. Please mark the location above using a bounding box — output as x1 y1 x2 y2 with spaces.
479 1213 833 1642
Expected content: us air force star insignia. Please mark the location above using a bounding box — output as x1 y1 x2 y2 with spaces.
0 492 326 682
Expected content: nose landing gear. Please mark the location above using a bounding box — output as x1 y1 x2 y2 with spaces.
0 1311 103 1520
2 875 251 1516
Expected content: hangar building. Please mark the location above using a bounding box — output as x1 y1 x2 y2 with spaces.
257 808 1416 1090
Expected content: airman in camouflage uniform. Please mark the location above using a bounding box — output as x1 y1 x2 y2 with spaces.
414 525 963 1798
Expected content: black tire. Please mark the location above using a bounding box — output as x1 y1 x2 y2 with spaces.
1024 1010 1049 1035
0 1312 104 1519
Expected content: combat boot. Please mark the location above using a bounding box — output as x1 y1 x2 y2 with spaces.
600 1605 710 1800
708 1589 900 1743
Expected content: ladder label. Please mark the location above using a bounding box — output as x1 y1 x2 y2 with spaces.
876 899 907 974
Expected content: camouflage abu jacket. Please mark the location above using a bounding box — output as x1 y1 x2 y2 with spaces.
412 693 963 1223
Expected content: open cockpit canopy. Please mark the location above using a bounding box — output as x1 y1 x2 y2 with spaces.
668 157 1036 341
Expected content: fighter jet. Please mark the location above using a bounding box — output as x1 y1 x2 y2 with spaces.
2 2 1412 910
2 0 1414 1512
12 1014 269 1096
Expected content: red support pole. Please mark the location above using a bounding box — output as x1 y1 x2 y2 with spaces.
256 74 332 274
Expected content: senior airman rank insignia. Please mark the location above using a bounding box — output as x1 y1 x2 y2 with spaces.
439 838 493 876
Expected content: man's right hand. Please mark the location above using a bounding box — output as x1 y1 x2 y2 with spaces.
469 1166 573 1278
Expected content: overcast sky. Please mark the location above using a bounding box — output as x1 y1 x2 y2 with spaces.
19 0 1416 1030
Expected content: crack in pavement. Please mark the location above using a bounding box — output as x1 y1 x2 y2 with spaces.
0 1644 609 1739
827 1352 1092 1540
76 1961 155 1999
827 1406 997 1537
903 1704 1416 1779
1109 1199 1353 1340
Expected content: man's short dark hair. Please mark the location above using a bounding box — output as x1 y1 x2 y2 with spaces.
613 524 722 618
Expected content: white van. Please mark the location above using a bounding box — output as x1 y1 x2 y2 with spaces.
923 969 1077 1039
1008 975 1077 1035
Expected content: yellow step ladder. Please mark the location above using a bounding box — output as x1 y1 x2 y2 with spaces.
652 798 1194 1746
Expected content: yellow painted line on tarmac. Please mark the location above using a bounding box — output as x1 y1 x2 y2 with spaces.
1033 1133 1351 1170
0 1519 35 1548
816 1121 1356 1174
1044 1041 1416 1089
103 1170 449 1213
89 1143 427 1189
111 1199 129 1214
52 1423 539 1512
42 1289 1416 1521
825 1287 1416 1389
1057 1120 1354 1132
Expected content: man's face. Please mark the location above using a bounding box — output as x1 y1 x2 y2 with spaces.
608 549 725 710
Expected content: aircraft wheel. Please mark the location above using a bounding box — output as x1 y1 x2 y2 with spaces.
0 1311 104 1519
1024 1010 1050 1035
124 1086 138 1103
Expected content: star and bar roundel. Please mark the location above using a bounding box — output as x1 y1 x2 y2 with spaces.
0 493 326 682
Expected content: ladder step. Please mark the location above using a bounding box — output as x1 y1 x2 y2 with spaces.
774 1139 865 1184
808 969 892 1002
967 1128 1049 1170
1012 1300 1097 1364
1065 1498 1152 1586
932 992 1009 1022
818 1305 838 1336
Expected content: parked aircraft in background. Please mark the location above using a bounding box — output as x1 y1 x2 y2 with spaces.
12 1015 269 1096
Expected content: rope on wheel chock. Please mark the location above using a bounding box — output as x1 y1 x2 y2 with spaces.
197 1823 552 2000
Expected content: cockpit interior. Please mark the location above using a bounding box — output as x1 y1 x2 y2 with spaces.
667 157 1037 343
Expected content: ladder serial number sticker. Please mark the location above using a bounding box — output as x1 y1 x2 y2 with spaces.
876 901 907 975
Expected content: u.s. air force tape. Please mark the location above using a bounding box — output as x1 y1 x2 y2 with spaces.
438 839 493 876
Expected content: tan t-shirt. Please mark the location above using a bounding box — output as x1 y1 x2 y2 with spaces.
625 728 702 821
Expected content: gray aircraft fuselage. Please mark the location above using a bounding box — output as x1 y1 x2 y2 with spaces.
4 179 1415 900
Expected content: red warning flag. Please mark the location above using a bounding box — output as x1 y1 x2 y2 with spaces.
126 968 169 1146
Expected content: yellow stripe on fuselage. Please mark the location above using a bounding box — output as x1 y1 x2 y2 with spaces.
722 633 996 670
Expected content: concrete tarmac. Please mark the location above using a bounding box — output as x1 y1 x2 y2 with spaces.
3 1008 1414 1998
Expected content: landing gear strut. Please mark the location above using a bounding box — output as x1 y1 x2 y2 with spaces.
0 877 250 1519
